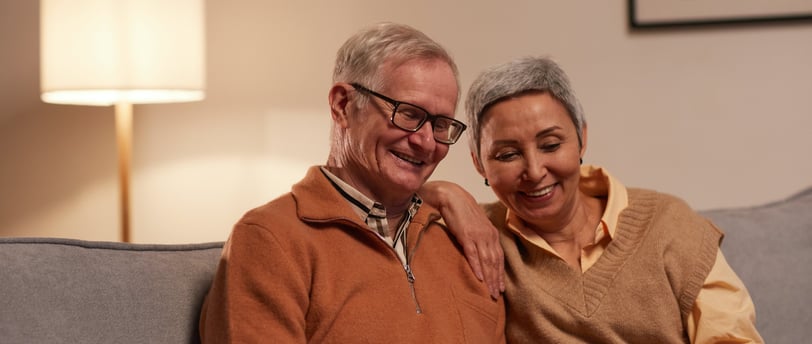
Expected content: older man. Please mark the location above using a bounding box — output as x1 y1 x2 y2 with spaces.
199 22 506 343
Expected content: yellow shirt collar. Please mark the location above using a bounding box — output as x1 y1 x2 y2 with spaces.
504 165 629 253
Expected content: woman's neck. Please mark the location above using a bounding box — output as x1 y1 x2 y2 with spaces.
530 194 604 270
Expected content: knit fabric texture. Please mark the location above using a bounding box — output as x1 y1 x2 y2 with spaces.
489 188 721 343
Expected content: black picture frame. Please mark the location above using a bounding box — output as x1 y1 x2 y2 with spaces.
629 0 812 28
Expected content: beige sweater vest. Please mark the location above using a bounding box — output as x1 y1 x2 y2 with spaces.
489 188 722 343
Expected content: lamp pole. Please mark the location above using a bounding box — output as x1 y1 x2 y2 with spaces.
115 102 132 242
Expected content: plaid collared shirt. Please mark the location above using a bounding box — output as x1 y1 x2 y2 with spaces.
320 167 422 265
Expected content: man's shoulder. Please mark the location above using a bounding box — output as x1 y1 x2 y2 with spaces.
237 193 299 230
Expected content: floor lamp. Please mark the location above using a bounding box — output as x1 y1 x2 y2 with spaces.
39 0 205 242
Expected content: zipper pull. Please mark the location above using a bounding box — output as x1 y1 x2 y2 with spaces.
404 264 422 314
404 264 415 283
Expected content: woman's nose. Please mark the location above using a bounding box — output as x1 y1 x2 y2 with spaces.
522 153 546 182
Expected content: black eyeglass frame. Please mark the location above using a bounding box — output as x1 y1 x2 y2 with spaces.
350 83 467 144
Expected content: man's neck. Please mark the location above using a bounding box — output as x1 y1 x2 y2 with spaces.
323 165 414 214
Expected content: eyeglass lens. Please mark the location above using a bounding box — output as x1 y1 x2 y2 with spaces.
392 103 463 144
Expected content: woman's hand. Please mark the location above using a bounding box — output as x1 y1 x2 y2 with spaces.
421 181 505 299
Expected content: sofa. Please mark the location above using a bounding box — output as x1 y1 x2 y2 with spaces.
1 186 810 344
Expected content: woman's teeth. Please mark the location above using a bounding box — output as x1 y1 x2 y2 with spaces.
526 185 554 197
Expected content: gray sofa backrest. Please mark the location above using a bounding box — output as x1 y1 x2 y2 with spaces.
0 187 809 343
700 186 812 344
0 238 223 344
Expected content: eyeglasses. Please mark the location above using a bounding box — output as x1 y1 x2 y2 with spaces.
351 83 467 144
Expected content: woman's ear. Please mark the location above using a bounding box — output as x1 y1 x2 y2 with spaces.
328 83 353 129
471 151 486 178
579 123 588 159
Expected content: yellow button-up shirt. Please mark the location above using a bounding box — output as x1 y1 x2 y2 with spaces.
507 165 763 343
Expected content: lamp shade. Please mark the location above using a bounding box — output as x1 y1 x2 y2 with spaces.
40 0 205 106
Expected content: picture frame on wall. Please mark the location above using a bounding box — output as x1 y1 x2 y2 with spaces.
629 0 812 28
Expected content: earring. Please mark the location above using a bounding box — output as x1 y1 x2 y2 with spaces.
580 158 583 165
484 178 490 186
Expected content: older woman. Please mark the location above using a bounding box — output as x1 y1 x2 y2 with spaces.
429 56 763 343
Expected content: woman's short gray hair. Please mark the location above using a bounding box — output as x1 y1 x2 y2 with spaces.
465 56 585 160
332 22 460 106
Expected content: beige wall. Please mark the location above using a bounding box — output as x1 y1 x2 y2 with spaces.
2 0 811 243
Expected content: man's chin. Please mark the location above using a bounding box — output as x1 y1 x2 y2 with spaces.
386 176 426 195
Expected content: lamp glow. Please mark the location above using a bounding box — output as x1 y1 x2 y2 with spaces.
40 0 205 242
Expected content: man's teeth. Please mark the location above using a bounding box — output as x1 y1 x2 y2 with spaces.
526 185 553 197
394 152 422 165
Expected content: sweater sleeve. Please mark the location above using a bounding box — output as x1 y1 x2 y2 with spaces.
199 221 310 343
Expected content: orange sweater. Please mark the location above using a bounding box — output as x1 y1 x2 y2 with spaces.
200 166 506 343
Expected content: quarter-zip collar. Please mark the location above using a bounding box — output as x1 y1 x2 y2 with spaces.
319 166 422 265
292 166 441 241
293 166 443 314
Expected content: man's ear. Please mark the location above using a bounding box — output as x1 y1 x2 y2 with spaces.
471 150 486 178
328 83 353 129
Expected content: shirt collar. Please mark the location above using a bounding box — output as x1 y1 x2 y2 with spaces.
579 165 628 239
320 166 422 238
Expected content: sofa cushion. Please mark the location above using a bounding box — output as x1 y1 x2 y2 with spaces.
700 186 812 344
0 238 223 344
